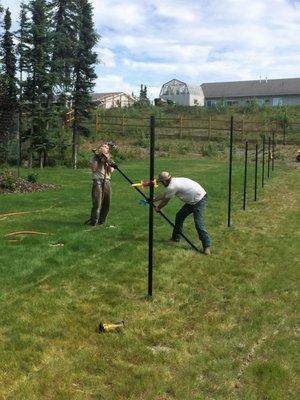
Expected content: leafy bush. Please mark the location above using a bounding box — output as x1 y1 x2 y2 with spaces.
134 137 149 148
0 170 17 190
27 173 38 183
181 145 190 154
201 142 227 157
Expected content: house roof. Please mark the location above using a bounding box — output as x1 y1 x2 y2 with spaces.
160 79 203 96
201 78 300 98
186 84 204 95
91 92 133 101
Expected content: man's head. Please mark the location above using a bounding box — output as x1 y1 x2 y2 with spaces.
93 142 110 156
158 171 172 186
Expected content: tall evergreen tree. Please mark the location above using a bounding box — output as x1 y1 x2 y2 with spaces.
16 2 31 161
23 0 54 167
51 0 77 103
1 8 17 103
137 84 150 106
17 2 31 97
72 0 98 169
0 8 17 163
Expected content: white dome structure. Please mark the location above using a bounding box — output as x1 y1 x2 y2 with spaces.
159 79 204 106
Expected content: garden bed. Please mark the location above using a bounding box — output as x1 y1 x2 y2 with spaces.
0 174 58 194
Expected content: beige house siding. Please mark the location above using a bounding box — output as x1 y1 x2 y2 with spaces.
91 92 135 109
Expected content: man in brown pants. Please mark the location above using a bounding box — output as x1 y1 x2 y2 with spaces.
90 143 115 226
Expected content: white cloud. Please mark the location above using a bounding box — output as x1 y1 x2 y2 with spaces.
97 47 116 68
153 1 199 23
94 74 135 94
1 0 300 99
90 0 147 28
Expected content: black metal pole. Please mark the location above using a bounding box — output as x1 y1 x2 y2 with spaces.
262 135 265 188
272 131 275 171
254 142 258 201
267 136 271 178
228 116 233 227
148 116 155 297
114 166 200 252
243 141 248 210
283 112 286 145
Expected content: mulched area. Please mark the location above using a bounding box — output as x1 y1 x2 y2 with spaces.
0 177 59 194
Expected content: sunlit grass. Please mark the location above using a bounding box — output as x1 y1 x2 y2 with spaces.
0 159 299 399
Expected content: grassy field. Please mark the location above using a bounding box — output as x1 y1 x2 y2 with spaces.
0 158 299 399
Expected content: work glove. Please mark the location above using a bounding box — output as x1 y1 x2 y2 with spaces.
139 199 149 206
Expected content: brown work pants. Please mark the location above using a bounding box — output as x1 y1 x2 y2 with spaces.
90 179 111 225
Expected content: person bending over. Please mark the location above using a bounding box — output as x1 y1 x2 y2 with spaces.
154 171 211 255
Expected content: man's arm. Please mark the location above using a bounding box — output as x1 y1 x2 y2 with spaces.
91 158 99 172
106 164 114 173
155 196 170 212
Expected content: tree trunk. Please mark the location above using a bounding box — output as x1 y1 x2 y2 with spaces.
39 152 44 168
72 123 78 169
28 126 33 168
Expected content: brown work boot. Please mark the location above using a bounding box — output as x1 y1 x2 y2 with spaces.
203 247 211 256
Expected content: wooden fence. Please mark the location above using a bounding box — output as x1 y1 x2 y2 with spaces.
65 111 300 145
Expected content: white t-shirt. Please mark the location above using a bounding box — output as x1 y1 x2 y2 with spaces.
163 177 206 205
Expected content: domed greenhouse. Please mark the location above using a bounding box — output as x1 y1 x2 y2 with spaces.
159 79 205 106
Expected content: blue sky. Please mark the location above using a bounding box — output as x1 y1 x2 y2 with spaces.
2 0 300 99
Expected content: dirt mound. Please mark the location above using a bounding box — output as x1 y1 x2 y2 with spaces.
0 176 58 194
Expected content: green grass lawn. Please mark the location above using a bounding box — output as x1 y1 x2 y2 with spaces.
0 159 299 400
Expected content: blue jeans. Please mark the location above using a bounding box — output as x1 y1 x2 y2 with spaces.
172 195 211 248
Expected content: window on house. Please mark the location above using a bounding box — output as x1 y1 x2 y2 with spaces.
273 98 283 106
206 100 217 107
225 100 238 106
256 99 265 106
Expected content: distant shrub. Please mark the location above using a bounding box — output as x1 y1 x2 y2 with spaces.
44 157 60 167
0 170 17 190
181 145 190 154
27 173 38 183
134 137 149 148
201 142 226 157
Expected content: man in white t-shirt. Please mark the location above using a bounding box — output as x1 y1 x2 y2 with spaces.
154 171 211 255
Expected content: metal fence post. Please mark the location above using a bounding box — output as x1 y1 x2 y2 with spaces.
267 136 271 178
272 131 275 171
254 142 258 201
122 114 125 135
95 112 99 133
243 141 248 210
262 135 265 188
180 116 183 138
228 116 234 227
242 117 245 139
148 116 155 297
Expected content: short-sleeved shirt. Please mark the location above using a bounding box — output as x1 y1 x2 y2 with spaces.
90 156 111 180
163 177 206 205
